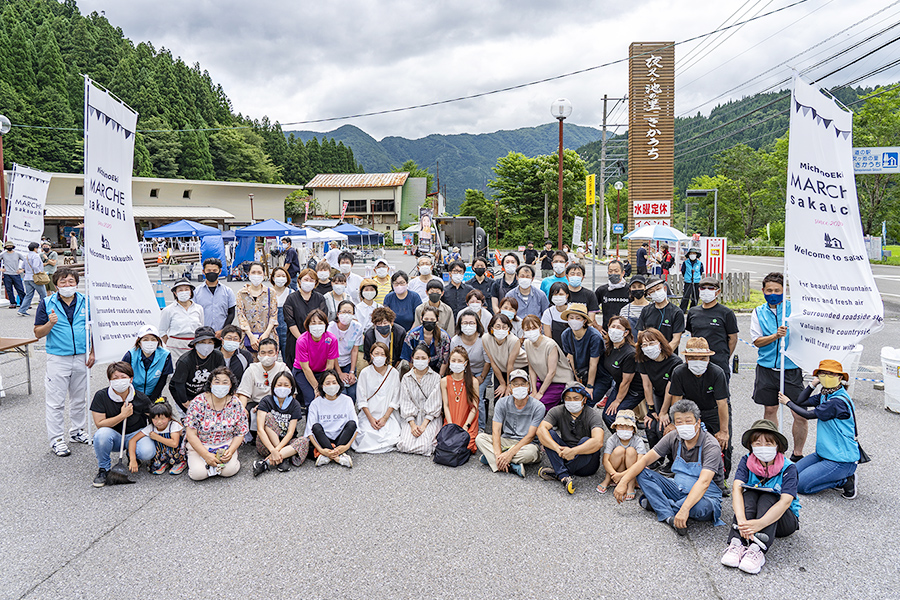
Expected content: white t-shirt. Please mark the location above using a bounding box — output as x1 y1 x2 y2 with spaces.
541 306 566 327
140 420 184 437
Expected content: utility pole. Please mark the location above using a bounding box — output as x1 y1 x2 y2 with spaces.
594 95 607 291
543 193 549 241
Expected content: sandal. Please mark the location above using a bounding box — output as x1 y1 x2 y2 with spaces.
596 484 608 494
625 492 636 501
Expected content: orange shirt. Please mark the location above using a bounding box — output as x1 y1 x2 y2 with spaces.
444 376 479 452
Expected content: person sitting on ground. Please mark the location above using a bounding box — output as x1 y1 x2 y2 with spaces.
327 300 362 402
252 370 309 477
440 347 480 453
128 399 186 476
396 345 444 456
122 324 173 401
236 337 288 440
778 359 861 499
353 342 402 453
450 309 490 428
614 399 726 536
560 303 607 408
474 369 544 478
635 327 682 452
168 326 225 413
536 383 605 495
401 305 451 375
721 419 801 575
183 367 248 481
522 314 576 412
293 309 338 407
597 409 646 497
305 369 358 468
90 362 155 487
220 324 254 383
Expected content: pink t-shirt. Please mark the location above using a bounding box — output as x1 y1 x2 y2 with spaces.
294 331 339 371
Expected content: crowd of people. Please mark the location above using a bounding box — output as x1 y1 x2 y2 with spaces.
26 242 865 576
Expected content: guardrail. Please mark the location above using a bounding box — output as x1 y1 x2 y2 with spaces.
667 272 751 303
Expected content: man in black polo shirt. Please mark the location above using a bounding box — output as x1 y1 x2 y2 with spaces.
539 241 554 278
637 277 685 352
667 337 731 477
565 263 600 325
595 260 630 329
443 260 473 317
491 253 520 313
685 276 738 382
523 241 538 267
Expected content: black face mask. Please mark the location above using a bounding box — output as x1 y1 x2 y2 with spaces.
205 272 219 283
630 289 646 300
473 267 486 276
375 324 391 336
428 292 442 303
422 321 437 332
609 274 622 284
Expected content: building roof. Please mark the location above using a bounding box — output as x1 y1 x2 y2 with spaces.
39 171 302 190
303 219 342 228
45 205 236 220
305 173 409 189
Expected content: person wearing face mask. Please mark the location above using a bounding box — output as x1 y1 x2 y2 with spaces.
397 345 444 455
602 316 645 430
619 275 650 336
327 300 363 402
337 251 363 302
560 304 607 408
305 370 358 468
467 257 494 305
168 326 226 413
313 260 333 296
778 359 861 499
252 371 309 476
383 271 420 332
402 305 451 376
541 282 571 347
539 241 555 278
1 240 25 309
409 255 441 303
475 369 544 477
595 260 630 329
40 241 57 293
184 367 248 480
220 324 253 382
281 238 301 290
634 328 683 453
371 258 392 303
482 313 528 403
235 262 278 355
353 342 402 453
564 263 599 320
721 419 801 575
504 264 549 320
521 314 575 411
89 362 155 487
158 278 205 361
614 399 726 536
293 309 339 408
269 267 292 362
443 260 474 318
236 338 288 436
536 384 605 494
667 337 731 477
464 289 492 330
597 410 647 497
523 241 538 267
679 247 704 312
540 251 570 295
751 272 807 462
33 267 96 456
636 242 650 275
413 279 455 336
363 307 407 369
440 347 480 453
355 279 383 333
491 252 521 313
659 243 675 280
283 268 327 368
323 272 352 321
193 258 236 335
637 278 685 354
451 309 491 430
498 298 524 339
122 324 173 402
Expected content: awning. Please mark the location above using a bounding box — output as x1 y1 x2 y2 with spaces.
44 205 236 220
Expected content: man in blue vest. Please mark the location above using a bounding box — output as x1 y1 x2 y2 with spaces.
679 247 704 311
750 272 807 462
33 267 96 457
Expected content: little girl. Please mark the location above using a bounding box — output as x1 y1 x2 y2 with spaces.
597 410 646 497
252 371 309 477
128 399 186 475
305 370 359 468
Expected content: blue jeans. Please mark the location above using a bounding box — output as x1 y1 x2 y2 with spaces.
18 280 46 314
93 427 155 471
795 452 856 494
590 365 614 408
293 367 318 408
477 368 492 431
3 273 25 306
636 468 719 522
544 430 601 479
602 388 643 430
276 306 288 363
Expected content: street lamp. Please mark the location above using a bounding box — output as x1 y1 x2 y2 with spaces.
685 188 718 237
248 193 255 222
614 181 624 255
0 115 10 239
550 98 572 249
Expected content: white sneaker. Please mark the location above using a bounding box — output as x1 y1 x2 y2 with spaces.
69 429 91 444
721 538 744 568
316 455 331 467
738 543 766 574
51 437 71 457
337 453 353 468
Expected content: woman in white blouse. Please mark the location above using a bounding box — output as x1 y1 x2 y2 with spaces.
158 277 204 361
352 342 401 453
396 345 443 456
355 278 381 332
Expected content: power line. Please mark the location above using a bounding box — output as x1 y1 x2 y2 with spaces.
675 0 762 73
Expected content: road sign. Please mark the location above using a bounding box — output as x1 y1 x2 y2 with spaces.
612 223 624 234
586 174 596 205
853 147 900 174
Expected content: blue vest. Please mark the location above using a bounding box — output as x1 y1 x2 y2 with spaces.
682 258 703 283
816 388 860 463
130 347 170 398
744 459 802 518
755 301 798 370
43 293 88 356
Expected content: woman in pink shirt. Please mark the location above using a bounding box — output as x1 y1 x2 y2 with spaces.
293 309 338 408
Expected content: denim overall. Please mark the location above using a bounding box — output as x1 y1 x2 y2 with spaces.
672 440 725 526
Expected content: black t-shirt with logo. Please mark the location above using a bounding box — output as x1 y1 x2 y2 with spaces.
568 287 600 313
604 343 644 396
667 362 729 413
637 302 685 343
636 354 683 397
595 284 631 328
685 303 739 371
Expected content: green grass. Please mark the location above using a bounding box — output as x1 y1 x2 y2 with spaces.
877 245 900 265
722 288 764 311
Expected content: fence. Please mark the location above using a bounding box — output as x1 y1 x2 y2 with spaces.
667 272 751 303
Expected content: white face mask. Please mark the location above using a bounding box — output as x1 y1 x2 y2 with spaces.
511 386 529 400
338 313 353 325
372 355 387 367
493 328 509 341
309 324 326 338
300 280 316 293
140 340 158 354
259 355 277 367
273 386 292 399
568 318 584 331
195 343 214 357
518 278 532 289
57 285 77 298
375 267 388 278
467 302 482 312
339 263 352 274
565 400 583 414
222 340 240 352
249 274 265 286
317 271 330 282
393 285 407 296
451 273 463 284
210 384 231 398
523 329 540 343
461 323 478 336
642 343 661 360
449 361 467 374
650 289 667 304
413 358 430 371
110 379 131 393
608 328 626 343
699 289 718 304
752 446 778 463
689 253 697 260
552 295 567 307
176 290 192 303
323 384 341 397
362 289 377 301
617 429 634 441
552 263 566 274
676 423 697 440
418 265 432 276
274 276 288 287
687 360 709 375
504 263 517 275
332 284 346 296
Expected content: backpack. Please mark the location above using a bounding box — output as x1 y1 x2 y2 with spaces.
433 423 472 467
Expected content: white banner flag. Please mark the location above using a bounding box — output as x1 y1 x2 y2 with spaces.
83 78 159 364
572 216 583 247
784 74 884 372
4 164 50 252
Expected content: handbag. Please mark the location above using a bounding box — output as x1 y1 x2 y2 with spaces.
846 397 870 464
433 423 471 467
33 271 50 286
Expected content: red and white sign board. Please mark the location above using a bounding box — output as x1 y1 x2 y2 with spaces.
701 236 727 277
633 200 671 218
634 219 670 228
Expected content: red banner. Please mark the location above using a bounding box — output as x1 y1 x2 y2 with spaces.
304 201 309 223
341 201 348 220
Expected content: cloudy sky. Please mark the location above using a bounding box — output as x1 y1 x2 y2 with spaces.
78 0 899 139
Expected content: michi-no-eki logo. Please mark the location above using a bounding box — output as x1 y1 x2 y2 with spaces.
824 233 844 250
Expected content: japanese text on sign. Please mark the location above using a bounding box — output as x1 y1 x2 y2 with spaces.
633 200 671 217
644 54 663 160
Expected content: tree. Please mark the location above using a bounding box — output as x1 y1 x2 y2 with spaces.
458 189 504 237
853 86 900 235
391 159 434 193
715 144 781 239
284 189 317 221
208 128 280 183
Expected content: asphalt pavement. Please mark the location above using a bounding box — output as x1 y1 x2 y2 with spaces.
1 250 898 599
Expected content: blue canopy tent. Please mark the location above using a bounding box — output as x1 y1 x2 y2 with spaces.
233 219 305 238
365 229 385 245
332 223 372 246
143 219 221 238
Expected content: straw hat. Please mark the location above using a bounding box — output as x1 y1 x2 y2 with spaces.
611 410 638 429
683 337 715 357
560 303 589 321
812 359 849 381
